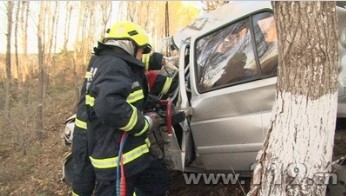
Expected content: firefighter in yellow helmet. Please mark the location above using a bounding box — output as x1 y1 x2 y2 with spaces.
83 21 171 195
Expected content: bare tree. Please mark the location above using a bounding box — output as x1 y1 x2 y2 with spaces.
81 2 96 66
63 1 73 51
72 1 84 101
20 1 30 104
36 1 46 141
20 1 29 82
126 1 137 22
14 1 20 81
118 1 127 21
4 0 14 119
100 1 112 40
248 2 338 196
61 1 73 81
44 2 59 85
52 1 59 54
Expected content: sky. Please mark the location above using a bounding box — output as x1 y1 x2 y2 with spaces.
0 1 202 54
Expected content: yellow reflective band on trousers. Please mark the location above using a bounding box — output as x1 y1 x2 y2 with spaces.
134 120 149 136
75 118 87 130
120 104 138 131
127 89 144 104
85 94 95 106
72 191 79 196
89 143 150 169
142 54 150 71
161 77 173 95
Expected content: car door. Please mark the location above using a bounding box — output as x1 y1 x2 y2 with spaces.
188 12 278 171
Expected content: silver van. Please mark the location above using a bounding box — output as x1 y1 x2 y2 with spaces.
160 1 346 173
63 1 346 192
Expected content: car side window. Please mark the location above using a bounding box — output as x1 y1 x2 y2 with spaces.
196 17 258 92
195 11 278 93
253 12 278 77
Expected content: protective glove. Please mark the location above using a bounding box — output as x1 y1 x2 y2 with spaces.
144 112 160 131
145 94 160 111
144 112 164 159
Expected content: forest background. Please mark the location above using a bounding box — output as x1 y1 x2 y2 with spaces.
1 1 345 195
0 1 231 195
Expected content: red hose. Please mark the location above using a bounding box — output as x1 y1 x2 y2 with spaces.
160 100 172 135
119 133 127 196
120 156 126 196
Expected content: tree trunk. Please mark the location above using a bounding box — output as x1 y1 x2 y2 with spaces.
62 1 73 80
63 1 72 51
4 1 14 119
248 2 338 196
73 2 84 100
127 1 136 22
52 1 59 54
82 2 94 66
20 1 29 82
100 2 112 40
14 1 20 81
43 2 51 94
36 2 46 142
20 1 29 104
51 1 59 85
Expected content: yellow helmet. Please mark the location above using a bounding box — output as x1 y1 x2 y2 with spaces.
104 21 152 54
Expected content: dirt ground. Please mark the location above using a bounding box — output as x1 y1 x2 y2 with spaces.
0 118 344 195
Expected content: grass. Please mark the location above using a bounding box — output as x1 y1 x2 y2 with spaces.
0 76 78 195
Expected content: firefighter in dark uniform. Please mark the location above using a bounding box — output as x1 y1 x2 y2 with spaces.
71 57 97 196
84 21 171 196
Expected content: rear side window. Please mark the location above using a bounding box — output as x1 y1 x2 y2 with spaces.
253 12 278 77
195 12 278 93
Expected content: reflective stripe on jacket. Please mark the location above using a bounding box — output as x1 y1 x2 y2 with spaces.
146 70 177 97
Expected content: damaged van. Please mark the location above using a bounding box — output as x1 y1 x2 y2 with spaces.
63 1 346 194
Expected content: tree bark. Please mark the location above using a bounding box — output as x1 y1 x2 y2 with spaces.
20 1 29 81
248 2 338 196
14 1 20 81
82 2 95 66
52 1 59 54
20 1 29 104
100 2 112 40
36 1 46 141
4 1 14 119
63 1 72 51
73 2 84 101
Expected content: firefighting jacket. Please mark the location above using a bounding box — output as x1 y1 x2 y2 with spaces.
72 56 96 195
146 70 178 97
85 45 154 181
142 53 178 98
74 56 96 132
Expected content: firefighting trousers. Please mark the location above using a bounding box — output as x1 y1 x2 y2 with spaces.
94 159 172 196
72 129 96 196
